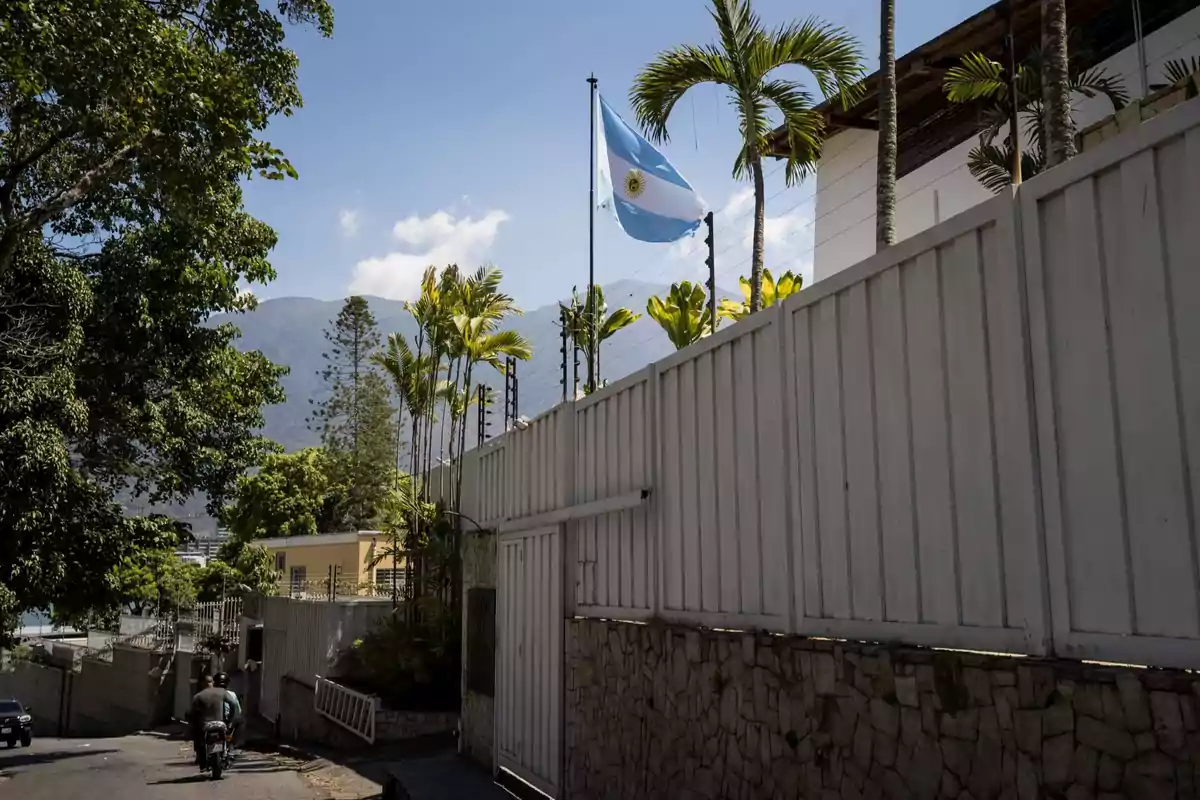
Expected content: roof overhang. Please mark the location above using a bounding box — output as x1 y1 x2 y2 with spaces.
257 530 382 549
768 0 1200 177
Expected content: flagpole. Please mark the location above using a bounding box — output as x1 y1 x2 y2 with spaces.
588 74 598 394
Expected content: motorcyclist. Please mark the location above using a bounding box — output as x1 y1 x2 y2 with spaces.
213 671 242 748
189 674 229 769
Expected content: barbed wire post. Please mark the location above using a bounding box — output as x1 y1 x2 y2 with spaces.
705 211 716 331
477 383 488 447
503 358 512 430
560 307 569 403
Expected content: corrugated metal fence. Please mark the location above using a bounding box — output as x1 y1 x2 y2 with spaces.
472 99 1200 675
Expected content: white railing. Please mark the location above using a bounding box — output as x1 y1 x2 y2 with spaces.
123 616 176 650
313 675 376 743
190 598 242 650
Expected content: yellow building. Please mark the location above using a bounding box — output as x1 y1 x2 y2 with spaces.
257 531 405 597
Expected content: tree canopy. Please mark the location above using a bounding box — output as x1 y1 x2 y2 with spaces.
221 447 350 541
0 0 332 642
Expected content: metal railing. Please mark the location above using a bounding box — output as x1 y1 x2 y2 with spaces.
124 616 176 650
178 598 242 652
268 578 406 602
314 675 376 743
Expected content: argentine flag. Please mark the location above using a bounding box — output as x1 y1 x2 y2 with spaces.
596 94 707 243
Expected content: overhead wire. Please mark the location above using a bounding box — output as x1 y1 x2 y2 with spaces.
723 156 973 276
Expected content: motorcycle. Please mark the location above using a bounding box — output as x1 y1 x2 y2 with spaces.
201 720 233 780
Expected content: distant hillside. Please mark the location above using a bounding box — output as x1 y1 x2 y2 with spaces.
130 279 734 529
212 279 734 454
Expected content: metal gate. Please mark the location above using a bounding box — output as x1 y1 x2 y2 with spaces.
495 525 563 797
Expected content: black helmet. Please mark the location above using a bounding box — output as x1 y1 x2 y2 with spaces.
213 672 229 688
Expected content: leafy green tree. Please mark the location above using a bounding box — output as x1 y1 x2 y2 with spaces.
718 269 802 322
110 549 198 618
560 285 640 392
221 448 349 540
647 281 715 350
0 0 332 274
630 0 862 314
310 297 398 529
196 545 280 602
0 0 330 642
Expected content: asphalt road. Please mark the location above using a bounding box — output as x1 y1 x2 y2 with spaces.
0 732 322 799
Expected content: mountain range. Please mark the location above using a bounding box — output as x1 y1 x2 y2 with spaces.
131 279 734 530
215 279 734 453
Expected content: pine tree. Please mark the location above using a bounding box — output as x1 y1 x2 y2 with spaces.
308 296 398 529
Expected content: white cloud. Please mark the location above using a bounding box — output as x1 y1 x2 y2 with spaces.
349 209 510 300
670 187 816 288
338 209 361 238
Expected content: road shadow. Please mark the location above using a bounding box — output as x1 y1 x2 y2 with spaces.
0 748 118 770
146 774 212 786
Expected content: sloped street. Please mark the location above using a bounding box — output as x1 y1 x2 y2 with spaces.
0 732 322 800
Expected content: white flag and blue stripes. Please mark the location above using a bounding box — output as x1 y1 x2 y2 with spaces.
596 94 708 243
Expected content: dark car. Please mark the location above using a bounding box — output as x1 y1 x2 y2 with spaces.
0 700 33 748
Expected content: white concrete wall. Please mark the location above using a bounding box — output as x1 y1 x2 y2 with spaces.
812 5 1200 281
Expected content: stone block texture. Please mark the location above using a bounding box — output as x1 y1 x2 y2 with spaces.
565 619 1200 800
375 709 457 742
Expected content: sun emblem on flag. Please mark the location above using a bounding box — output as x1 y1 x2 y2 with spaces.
624 169 646 199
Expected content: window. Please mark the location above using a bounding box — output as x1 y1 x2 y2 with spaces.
374 568 404 592
466 588 496 696
289 566 306 595
274 551 286 571
0 701 22 714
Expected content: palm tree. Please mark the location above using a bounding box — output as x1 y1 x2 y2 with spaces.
943 44 1126 192
630 0 863 314
560 285 641 392
647 281 715 351
373 332 424 479
1042 0 1074 167
877 0 897 248
442 266 530 508
1163 56 1200 88
718 269 802 321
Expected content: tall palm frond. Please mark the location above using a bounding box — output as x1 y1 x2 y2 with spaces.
472 329 533 372
967 143 1046 193
631 0 864 314
1164 56 1200 87
943 33 1125 192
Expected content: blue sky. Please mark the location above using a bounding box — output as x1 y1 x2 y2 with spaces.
244 0 994 309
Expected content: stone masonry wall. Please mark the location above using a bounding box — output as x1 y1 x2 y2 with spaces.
566 619 1200 800
375 709 457 742
460 530 496 770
